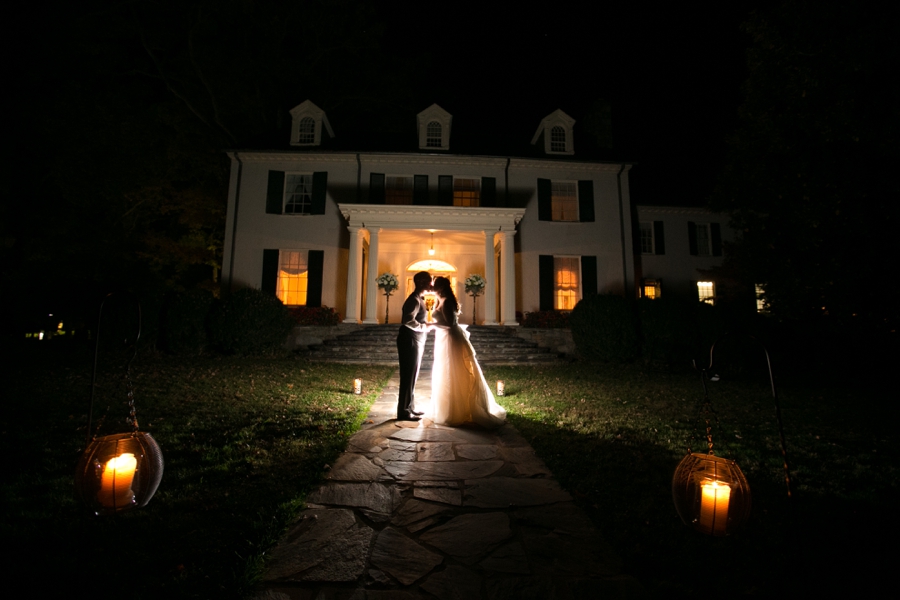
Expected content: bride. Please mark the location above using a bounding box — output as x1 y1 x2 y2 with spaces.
430 276 506 428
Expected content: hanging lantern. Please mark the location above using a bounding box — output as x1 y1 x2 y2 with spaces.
353 378 362 394
74 292 164 515
672 452 751 536
75 432 164 515
496 380 505 396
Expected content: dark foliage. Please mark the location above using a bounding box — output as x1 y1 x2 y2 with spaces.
208 288 295 355
160 289 216 354
569 294 639 362
710 0 900 328
288 305 341 326
521 310 571 329
638 297 697 367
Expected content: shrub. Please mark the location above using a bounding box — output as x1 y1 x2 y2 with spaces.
288 305 341 326
160 289 215 354
569 294 639 362
208 288 295 355
521 310 571 329
638 297 696 367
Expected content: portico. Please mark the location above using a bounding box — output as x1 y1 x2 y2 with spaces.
339 204 525 326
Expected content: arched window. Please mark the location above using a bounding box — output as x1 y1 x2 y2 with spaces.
426 121 442 147
550 126 566 152
298 117 316 144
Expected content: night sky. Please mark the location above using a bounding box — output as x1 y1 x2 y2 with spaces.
8 1 763 206
377 2 763 206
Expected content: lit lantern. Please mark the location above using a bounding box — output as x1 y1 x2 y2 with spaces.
353 378 362 394
672 452 750 536
496 381 505 396
75 432 164 515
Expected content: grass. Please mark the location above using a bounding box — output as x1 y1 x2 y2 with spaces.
483 361 899 597
4 343 896 598
1 346 394 599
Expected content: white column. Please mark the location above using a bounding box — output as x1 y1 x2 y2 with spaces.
483 230 497 325
363 227 381 324
343 226 362 323
500 230 518 326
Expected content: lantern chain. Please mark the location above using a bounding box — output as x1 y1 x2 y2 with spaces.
125 361 139 433
689 360 721 456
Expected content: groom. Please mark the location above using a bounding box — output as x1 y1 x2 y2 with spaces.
396 271 433 421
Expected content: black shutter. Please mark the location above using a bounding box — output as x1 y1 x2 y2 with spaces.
578 180 595 222
711 223 722 256
581 256 598 298
539 255 554 311
438 175 453 206
369 173 385 204
262 249 279 295
307 250 324 307
481 177 496 207
266 171 285 214
537 178 552 221
311 172 328 214
654 221 666 255
414 175 428 205
688 222 698 256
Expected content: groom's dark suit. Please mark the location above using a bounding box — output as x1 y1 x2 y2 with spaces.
397 288 429 419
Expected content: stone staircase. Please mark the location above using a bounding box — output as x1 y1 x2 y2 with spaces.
306 325 559 366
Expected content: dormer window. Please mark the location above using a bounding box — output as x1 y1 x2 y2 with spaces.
426 121 443 148
550 126 566 152
289 100 335 147
532 109 575 155
417 104 452 150
297 117 315 144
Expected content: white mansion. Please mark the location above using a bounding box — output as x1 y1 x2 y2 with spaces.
221 101 732 325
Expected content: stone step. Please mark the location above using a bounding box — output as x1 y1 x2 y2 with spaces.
307 325 559 365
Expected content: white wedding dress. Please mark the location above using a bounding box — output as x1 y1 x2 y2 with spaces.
431 297 507 428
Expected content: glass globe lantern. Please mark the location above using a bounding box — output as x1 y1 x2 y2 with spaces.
74 293 164 516
672 452 751 536
75 432 164 516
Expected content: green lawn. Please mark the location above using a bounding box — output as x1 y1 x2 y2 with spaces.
483 361 898 597
3 347 896 598
2 348 394 599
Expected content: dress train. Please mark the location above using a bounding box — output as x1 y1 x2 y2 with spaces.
432 323 506 428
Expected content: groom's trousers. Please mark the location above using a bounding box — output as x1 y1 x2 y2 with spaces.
397 326 426 418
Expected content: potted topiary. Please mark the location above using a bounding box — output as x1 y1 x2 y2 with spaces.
376 272 399 324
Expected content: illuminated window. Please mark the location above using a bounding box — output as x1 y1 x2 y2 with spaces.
297 117 315 144
555 256 580 310
284 174 313 214
453 178 480 207
755 284 768 313
551 126 566 152
643 279 661 299
697 281 715 305
426 121 442 147
277 251 308 306
386 176 414 205
551 181 578 221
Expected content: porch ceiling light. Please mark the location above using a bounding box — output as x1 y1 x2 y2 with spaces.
429 232 435 256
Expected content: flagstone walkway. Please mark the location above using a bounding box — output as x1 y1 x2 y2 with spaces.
252 369 645 600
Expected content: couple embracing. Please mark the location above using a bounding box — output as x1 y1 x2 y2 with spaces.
396 271 507 428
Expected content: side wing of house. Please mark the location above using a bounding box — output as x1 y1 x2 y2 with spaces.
634 206 734 304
